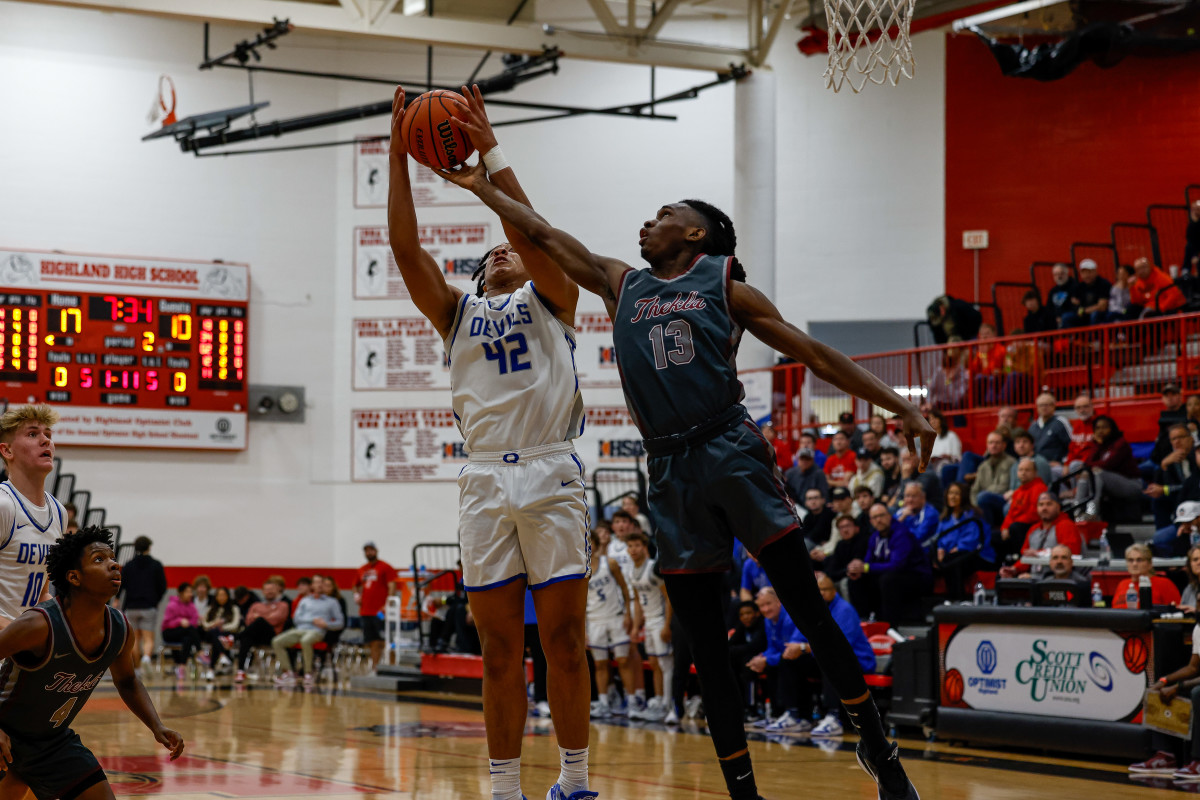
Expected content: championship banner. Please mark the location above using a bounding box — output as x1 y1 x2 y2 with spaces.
352 317 449 391
354 137 481 208
574 312 621 389
938 622 1151 722
353 224 488 300
352 404 644 482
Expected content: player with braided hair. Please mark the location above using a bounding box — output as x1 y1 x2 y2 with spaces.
441 150 933 800
0 527 183 800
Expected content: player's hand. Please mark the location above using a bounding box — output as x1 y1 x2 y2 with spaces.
660 626 671 644
451 84 499 156
1144 483 1165 498
937 548 946 563
155 726 185 760
902 410 936 473
390 86 408 156
1162 684 1179 703
437 159 489 194
0 729 11 770
747 655 767 673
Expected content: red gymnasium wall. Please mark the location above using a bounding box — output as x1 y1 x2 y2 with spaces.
944 34 1200 300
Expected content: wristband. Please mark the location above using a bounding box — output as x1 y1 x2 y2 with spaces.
862 563 870 573
1160 677 1170 685
482 146 510 174
1165 486 1171 496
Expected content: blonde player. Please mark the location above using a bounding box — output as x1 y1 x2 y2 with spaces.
389 86 594 800
0 404 64 800
585 532 639 718
0 405 65 625
626 531 673 722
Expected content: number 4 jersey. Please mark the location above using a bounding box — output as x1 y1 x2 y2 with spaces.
0 482 65 621
445 282 584 453
613 255 745 438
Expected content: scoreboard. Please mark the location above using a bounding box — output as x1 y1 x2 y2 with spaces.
0 249 250 450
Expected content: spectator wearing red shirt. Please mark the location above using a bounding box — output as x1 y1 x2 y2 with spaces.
1000 493 1081 577
236 576 291 683
824 431 857 487
992 458 1048 565
1112 543 1181 608
969 323 1008 405
1131 257 1186 316
356 541 398 670
762 423 794 471
1065 394 1096 469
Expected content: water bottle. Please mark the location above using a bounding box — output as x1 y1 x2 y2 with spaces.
1098 533 1112 567
1126 581 1139 610
973 581 986 606
1092 581 1104 608
1191 528 1200 549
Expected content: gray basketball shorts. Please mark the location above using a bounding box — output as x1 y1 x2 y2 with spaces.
646 417 801 574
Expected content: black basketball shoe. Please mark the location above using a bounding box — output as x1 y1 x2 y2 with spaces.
856 740 920 800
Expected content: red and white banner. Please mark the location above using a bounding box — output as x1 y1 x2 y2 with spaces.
352 405 643 482
0 250 248 301
352 316 448 391
53 406 246 450
354 137 481 208
353 224 488 300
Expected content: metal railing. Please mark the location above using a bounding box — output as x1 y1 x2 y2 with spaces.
757 311 1200 441
1071 242 1118 282
410 542 462 652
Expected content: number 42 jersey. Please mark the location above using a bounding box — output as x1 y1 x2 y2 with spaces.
445 282 585 453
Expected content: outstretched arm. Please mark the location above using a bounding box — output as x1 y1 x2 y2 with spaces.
451 85 577 321
388 86 463 337
439 161 630 318
111 623 185 759
729 281 936 471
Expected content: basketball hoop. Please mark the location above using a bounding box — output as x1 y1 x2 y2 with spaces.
821 0 917 92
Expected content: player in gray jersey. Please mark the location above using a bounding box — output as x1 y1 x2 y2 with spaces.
0 528 183 800
389 86 593 800
441 160 934 800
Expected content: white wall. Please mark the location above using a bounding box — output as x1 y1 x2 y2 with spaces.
0 2 946 569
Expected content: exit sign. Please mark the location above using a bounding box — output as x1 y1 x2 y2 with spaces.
962 230 989 250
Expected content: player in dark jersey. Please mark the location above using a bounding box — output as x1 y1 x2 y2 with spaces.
0 528 184 800
441 157 933 800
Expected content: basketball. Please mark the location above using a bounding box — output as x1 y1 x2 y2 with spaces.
1123 635 1149 674
944 669 965 704
401 90 475 171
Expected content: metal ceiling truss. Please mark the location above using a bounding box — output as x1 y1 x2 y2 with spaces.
146 21 748 156
16 0 792 71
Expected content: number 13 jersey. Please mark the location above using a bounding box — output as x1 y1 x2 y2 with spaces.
445 282 585 453
613 255 745 438
0 482 65 621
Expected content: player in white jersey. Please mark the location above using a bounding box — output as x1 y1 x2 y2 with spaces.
625 531 674 722
0 405 63 626
389 85 594 800
0 404 63 800
584 531 639 719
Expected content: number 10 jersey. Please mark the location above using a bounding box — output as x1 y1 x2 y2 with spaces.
0 482 65 621
445 282 585 454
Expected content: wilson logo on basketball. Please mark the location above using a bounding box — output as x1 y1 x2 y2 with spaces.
437 120 460 166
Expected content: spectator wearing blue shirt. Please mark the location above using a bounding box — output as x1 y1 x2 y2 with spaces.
895 482 940 554
739 554 772 602
800 572 876 736
932 483 997 601
848 503 932 625
745 587 811 733
799 432 827 469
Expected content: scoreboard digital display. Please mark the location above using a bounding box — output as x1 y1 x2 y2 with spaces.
0 249 250 450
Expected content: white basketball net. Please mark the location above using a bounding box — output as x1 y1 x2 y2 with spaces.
822 0 917 92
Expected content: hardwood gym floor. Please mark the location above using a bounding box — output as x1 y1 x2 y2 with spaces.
75 679 1190 798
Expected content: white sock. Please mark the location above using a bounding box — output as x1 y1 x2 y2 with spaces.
489 757 521 800
659 661 674 706
635 688 645 700
558 746 589 795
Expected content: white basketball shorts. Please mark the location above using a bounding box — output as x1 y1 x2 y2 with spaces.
587 614 630 658
642 615 672 658
458 442 591 592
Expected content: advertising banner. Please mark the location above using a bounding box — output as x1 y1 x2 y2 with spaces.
939 623 1151 722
